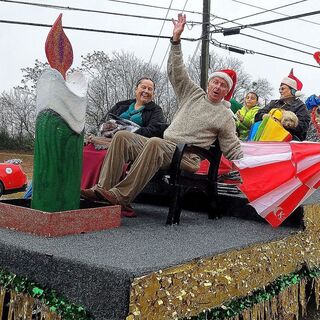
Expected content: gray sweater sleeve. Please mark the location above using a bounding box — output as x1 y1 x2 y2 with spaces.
219 118 243 160
167 43 203 104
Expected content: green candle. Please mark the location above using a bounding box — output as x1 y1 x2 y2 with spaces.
31 14 87 212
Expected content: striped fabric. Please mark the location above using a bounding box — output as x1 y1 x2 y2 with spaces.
233 141 320 227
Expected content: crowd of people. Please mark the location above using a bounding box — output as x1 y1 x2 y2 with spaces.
80 13 320 217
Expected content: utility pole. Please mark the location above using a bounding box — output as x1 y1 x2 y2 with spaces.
200 0 211 91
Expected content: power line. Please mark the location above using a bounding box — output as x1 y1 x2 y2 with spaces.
216 0 308 27
0 0 203 25
215 20 315 58
240 32 312 56
148 0 174 65
104 0 204 16
231 0 320 27
248 9 320 28
209 18 317 57
1 3 318 68
0 19 200 41
213 9 320 34
159 46 171 70
215 16 315 57
211 39 253 54
252 27 319 50
189 3 214 68
255 50 318 68
210 39 319 69
210 14 320 51
3 0 317 53
159 0 190 70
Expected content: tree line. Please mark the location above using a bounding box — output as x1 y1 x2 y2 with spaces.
0 50 273 150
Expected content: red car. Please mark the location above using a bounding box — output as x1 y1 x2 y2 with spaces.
0 159 28 195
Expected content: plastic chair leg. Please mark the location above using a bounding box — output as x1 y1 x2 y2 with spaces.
166 186 181 225
208 187 220 219
208 198 221 219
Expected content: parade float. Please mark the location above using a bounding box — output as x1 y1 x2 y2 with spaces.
0 14 319 320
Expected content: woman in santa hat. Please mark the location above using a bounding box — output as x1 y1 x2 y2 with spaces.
254 69 310 141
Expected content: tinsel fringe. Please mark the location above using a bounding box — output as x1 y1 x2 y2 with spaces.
314 277 320 310
0 288 61 320
190 276 314 320
237 278 309 320
0 273 319 319
189 276 316 320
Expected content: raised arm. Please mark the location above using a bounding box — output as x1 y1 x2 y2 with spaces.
167 14 202 103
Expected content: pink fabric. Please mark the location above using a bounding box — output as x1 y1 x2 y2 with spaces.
81 144 129 189
81 144 107 189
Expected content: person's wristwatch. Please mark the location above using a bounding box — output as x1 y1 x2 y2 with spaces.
170 37 181 45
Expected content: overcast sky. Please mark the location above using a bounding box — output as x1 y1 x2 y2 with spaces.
0 0 320 100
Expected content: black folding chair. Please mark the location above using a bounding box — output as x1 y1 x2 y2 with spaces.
164 141 222 225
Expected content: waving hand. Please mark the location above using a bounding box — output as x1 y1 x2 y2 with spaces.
172 13 186 42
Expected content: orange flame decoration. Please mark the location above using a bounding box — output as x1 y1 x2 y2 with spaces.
45 14 73 79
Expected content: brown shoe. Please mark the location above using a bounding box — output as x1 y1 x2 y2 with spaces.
94 188 119 204
94 188 136 217
80 188 100 202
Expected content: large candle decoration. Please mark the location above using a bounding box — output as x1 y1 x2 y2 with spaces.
31 14 87 212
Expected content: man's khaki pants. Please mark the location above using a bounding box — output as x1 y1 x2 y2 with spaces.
97 131 200 205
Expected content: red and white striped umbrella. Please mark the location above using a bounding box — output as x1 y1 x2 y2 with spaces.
233 141 320 227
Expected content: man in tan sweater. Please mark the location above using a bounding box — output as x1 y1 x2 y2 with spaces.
81 13 243 215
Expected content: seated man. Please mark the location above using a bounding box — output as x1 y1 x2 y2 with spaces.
81 13 243 216
254 69 310 141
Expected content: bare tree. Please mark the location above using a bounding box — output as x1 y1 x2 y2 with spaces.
0 88 35 148
19 59 49 93
247 79 274 105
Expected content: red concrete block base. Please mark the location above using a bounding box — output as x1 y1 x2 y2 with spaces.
0 199 121 237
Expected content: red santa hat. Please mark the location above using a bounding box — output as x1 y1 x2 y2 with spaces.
281 69 303 97
208 69 237 101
